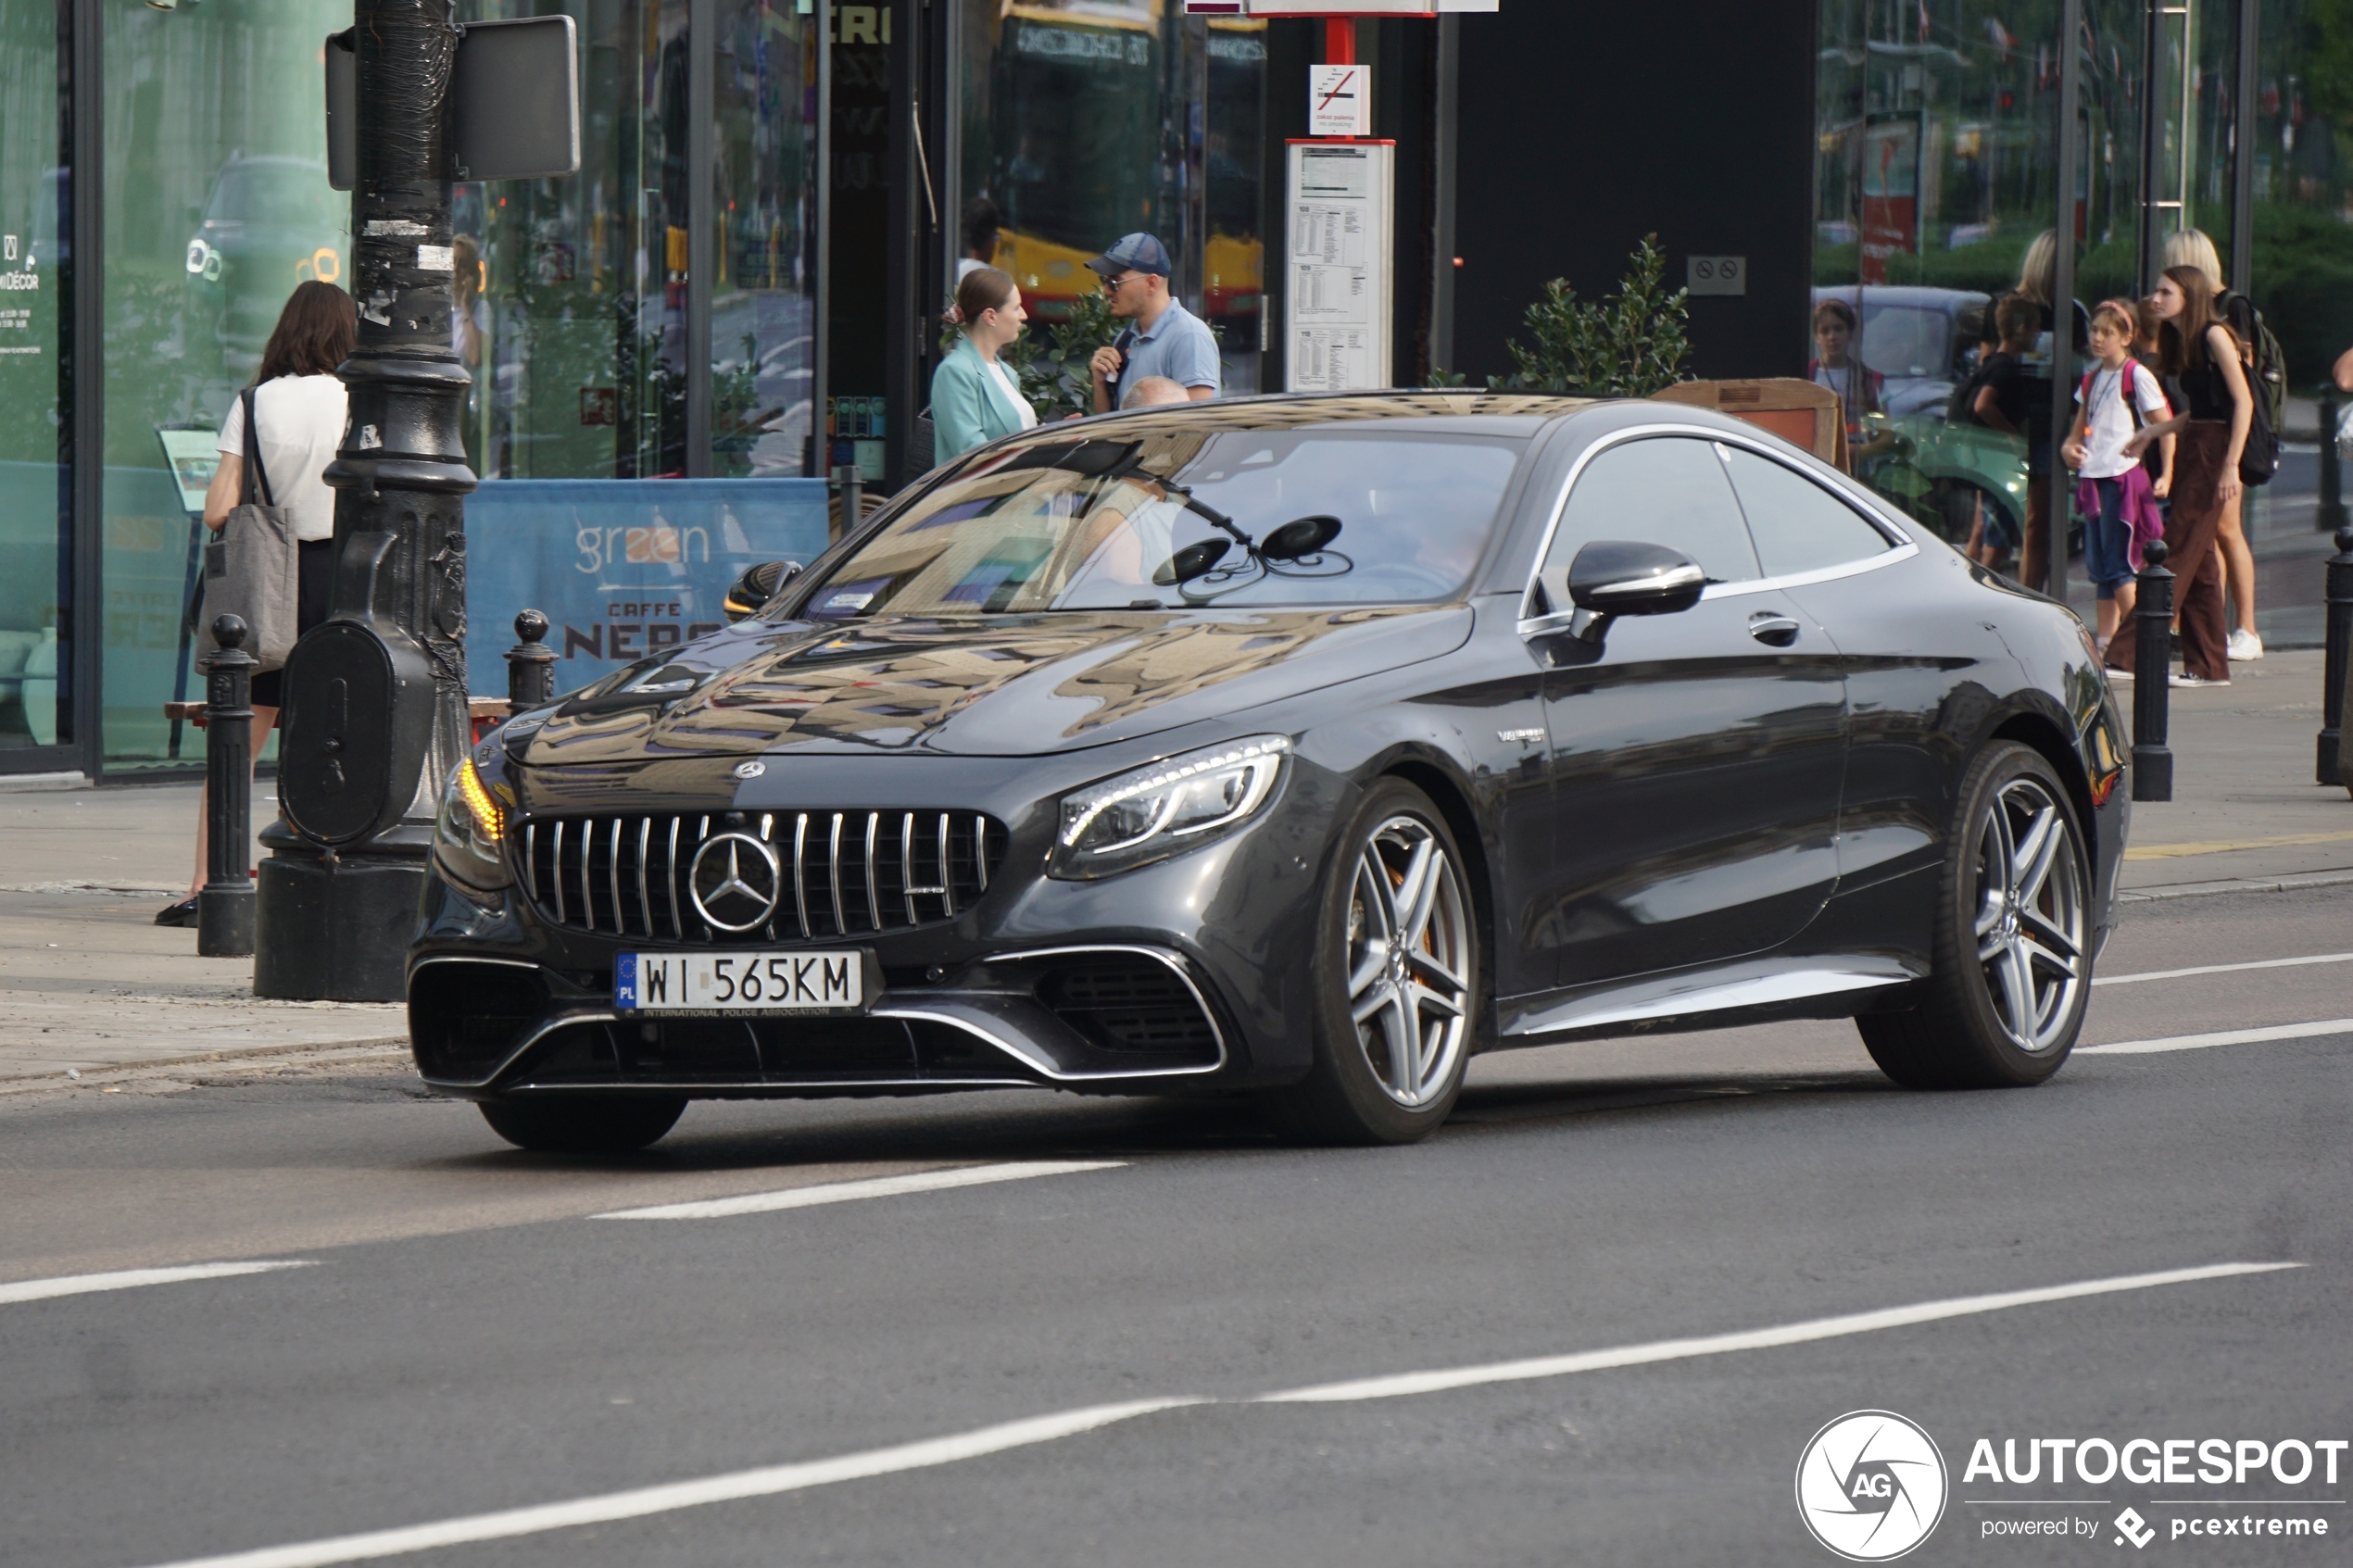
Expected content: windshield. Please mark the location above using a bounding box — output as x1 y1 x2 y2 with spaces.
796 428 1526 618
1861 305 1956 380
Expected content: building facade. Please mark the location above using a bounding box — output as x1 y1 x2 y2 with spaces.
3 0 2347 780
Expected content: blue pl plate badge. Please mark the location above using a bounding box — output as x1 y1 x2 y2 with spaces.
616 953 638 1008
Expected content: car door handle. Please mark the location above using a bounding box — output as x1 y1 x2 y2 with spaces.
1748 613 1802 648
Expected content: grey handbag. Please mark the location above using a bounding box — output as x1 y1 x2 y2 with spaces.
196 387 301 673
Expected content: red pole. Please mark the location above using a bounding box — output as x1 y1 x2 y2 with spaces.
1326 17 1356 64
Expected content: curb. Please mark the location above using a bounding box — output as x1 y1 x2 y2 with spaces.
0 1035 412 1094
2118 870 2353 903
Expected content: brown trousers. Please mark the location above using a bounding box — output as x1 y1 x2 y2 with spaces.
2105 421 2232 683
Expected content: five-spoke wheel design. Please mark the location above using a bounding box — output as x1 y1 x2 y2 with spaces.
1857 741 2092 1089
1344 814 1473 1109
1970 774 2086 1054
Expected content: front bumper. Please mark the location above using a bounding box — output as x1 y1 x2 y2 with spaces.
407 754 1342 1100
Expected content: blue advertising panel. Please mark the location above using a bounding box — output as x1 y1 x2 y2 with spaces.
462 478 829 697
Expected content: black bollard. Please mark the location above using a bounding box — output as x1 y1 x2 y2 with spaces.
505 609 557 711
2322 525 2353 786
2131 538 2174 802
837 462 863 540
2321 388 2349 534
198 614 258 957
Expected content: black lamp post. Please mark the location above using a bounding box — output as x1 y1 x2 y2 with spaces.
255 0 475 1001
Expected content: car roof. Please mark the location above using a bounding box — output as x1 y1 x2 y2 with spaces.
1040 390 1597 444
1809 285 1990 311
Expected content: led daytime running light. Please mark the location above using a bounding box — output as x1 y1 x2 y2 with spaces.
1060 735 1291 851
457 759 506 843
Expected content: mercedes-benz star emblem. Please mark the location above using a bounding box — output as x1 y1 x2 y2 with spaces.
687 831 784 933
734 760 766 780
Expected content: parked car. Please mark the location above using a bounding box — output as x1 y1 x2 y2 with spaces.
410 393 2129 1152
1813 285 2047 552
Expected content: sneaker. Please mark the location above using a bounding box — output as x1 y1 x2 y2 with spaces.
2171 672 2232 688
154 897 199 928
2227 627 2265 661
2105 666 2133 683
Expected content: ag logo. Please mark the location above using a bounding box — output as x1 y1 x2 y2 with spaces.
1795 1411 1947 1562
688 831 783 933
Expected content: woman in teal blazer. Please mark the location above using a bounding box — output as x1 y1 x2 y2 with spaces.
932 268 1038 461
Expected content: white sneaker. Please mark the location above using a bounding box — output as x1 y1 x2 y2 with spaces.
2105 666 2133 683
2228 628 2265 661
2171 671 2232 688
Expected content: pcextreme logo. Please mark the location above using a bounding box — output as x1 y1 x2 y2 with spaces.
1797 1410 1951 1561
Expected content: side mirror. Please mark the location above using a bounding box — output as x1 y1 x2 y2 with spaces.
1563 541 1706 643
724 559 803 621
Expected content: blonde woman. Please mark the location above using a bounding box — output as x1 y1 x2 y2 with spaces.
2006 231 2087 595
2162 229 2262 659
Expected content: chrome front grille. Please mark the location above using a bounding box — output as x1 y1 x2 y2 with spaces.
520 810 1007 943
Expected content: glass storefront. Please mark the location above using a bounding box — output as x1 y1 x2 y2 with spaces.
955 0 1264 392
0 0 68 756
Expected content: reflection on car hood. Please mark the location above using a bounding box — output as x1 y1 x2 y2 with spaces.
521 606 1472 764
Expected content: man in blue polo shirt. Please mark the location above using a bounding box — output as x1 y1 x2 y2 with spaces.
1085 233 1223 414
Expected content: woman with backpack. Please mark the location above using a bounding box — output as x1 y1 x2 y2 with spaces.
2164 229 2273 659
2107 266 2256 688
156 282 353 928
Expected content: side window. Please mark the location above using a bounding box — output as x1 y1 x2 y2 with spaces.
1541 437 1761 596
1718 445 1894 578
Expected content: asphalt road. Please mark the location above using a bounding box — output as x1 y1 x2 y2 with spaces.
4 886 2350 1567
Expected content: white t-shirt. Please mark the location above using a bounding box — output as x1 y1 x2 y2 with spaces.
2075 360 2171 480
216 374 349 542
985 358 1039 430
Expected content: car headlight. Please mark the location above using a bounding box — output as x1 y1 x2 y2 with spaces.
433 754 515 893
1050 735 1290 881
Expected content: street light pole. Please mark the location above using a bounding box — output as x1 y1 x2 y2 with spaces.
255 0 476 1001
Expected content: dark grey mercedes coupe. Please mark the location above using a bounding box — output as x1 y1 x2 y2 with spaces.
411 393 2130 1150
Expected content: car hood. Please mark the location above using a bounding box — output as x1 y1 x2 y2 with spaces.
519 605 1473 765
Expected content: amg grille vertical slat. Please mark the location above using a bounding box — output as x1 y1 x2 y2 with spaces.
608 819 624 936
635 819 652 939
665 816 684 939
975 816 989 891
864 811 883 933
578 818 598 932
900 813 918 925
937 813 955 917
827 812 846 938
792 812 812 941
524 822 539 906
759 814 776 939
550 822 567 925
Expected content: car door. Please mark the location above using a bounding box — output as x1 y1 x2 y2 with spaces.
1719 440 1995 899
1529 434 1847 990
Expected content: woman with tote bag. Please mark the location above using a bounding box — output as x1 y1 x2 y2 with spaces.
157 282 354 927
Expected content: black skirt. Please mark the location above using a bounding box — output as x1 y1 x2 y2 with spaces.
250 537 335 711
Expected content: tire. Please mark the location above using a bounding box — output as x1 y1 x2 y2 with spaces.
1857 742 2092 1088
478 1095 686 1153
1258 779 1480 1145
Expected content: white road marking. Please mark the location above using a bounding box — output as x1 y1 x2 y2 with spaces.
131 1261 2295 1568
0 1260 313 1307
1254 1261 2301 1403
2077 1020 2353 1056
2094 951 2353 986
588 1160 1126 1221
136 1399 1202 1568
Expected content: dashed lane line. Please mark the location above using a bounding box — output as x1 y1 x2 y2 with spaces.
130 1261 2296 1568
0 1260 314 1307
588 1160 1127 1221
2094 951 2353 986
2076 1019 2353 1055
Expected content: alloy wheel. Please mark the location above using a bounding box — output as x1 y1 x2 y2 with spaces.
1343 815 1473 1108
1971 776 2086 1053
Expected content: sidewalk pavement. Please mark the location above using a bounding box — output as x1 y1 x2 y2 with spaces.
2 651 2347 1085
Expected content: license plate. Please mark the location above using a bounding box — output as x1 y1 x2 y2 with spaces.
617 951 869 1013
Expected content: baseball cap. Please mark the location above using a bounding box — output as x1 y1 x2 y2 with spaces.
1085 232 1174 278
